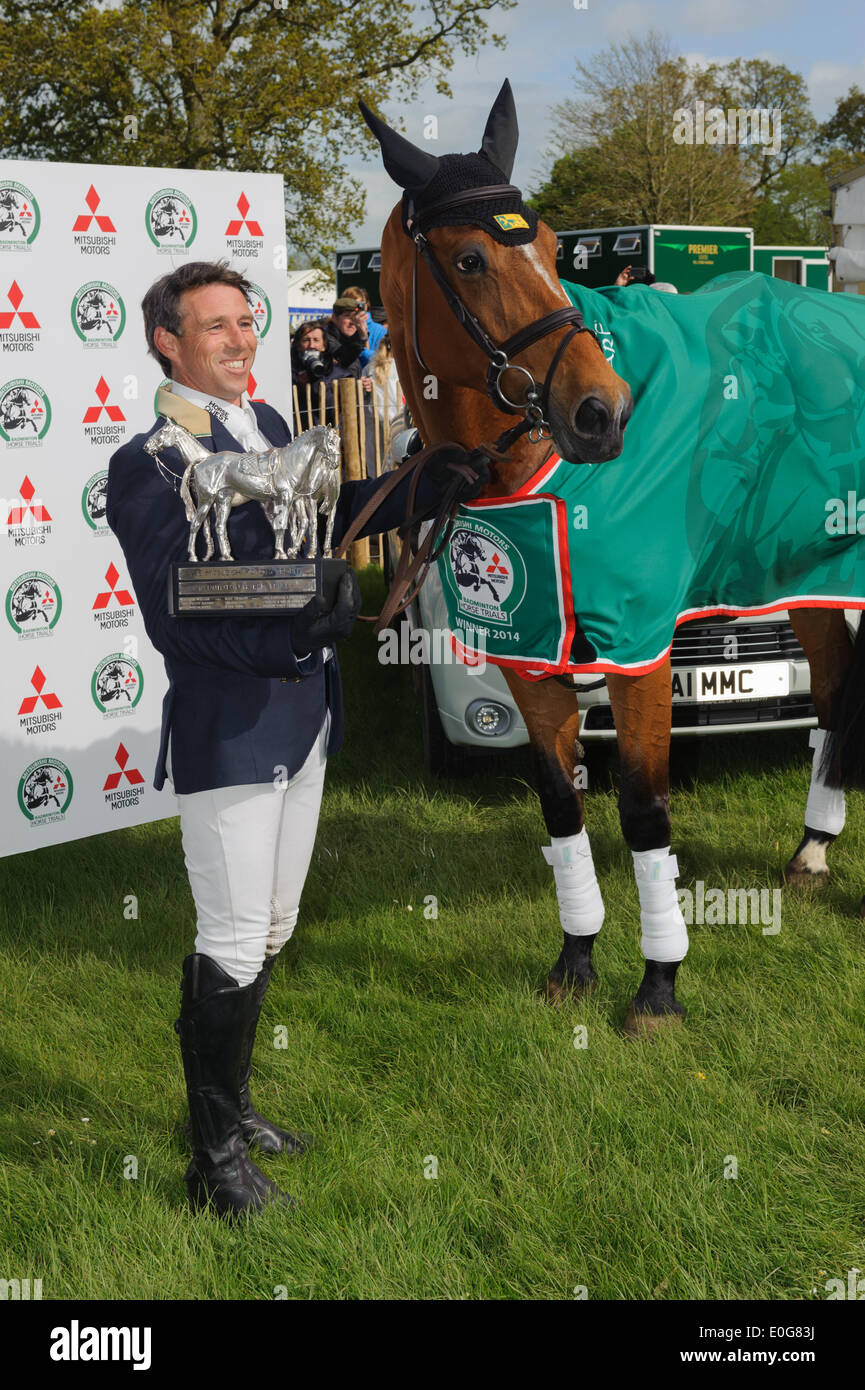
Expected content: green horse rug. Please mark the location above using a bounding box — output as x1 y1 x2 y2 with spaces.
437 270 865 678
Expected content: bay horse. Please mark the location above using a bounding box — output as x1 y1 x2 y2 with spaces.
361 81 855 1035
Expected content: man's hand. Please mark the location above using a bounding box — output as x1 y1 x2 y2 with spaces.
291 570 362 651
361 376 373 393
425 445 491 502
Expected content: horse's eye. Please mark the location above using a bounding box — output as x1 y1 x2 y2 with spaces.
455 252 484 274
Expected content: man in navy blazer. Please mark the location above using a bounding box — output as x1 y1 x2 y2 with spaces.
107 260 482 1218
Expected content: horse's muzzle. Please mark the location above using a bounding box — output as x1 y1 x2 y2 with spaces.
557 391 633 463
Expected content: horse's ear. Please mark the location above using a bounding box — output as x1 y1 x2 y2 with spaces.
479 79 519 181
358 99 440 193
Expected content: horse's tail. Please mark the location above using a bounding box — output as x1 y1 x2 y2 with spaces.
179 463 196 522
821 616 865 788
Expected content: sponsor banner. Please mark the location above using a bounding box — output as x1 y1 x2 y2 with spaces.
0 157 290 855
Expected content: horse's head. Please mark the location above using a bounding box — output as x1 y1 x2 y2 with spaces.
143 419 178 456
360 81 632 465
323 426 341 470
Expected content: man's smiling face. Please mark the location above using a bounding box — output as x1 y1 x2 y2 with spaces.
154 283 257 404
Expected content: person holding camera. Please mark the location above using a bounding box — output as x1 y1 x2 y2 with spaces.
292 320 331 384
614 265 678 293
291 319 338 430
341 286 387 368
614 264 656 287
325 298 373 393
106 260 488 1219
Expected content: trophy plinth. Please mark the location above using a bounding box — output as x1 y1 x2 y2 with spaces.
169 557 348 617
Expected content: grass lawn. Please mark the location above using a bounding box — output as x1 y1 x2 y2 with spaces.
1 568 863 1300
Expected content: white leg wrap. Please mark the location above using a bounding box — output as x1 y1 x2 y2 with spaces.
632 847 689 962
542 829 605 936
804 728 846 836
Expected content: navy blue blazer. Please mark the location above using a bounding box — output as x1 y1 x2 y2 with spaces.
106 400 434 795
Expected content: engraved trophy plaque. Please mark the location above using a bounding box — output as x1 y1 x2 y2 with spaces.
143 420 348 616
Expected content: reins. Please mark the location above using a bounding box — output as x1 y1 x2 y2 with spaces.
334 440 494 633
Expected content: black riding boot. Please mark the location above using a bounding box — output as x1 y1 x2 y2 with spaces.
238 954 315 1156
174 953 295 1218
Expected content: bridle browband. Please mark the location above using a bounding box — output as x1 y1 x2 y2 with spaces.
404 183 601 445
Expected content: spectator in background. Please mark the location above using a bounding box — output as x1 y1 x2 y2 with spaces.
614 265 656 287
341 286 387 368
291 319 330 385
614 265 678 293
362 333 405 478
369 334 403 433
325 298 372 390
291 318 338 431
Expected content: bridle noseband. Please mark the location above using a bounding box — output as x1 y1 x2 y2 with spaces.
404 184 601 445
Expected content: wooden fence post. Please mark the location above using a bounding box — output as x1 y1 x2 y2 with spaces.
335 377 370 569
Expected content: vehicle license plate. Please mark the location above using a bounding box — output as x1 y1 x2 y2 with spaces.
671 661 790 703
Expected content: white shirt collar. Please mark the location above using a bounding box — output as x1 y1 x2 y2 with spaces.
169 380 257 433
168 380 272 451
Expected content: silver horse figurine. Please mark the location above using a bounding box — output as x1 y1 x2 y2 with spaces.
143 419 341 561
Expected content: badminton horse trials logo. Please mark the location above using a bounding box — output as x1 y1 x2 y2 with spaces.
6 571 61 636
145 188 197 251
17 757 73 823
81 471 109 532
0 181 40 247
246 281 272 339
445 519 527 625
0 378 51 441
71 282 126 345
91 652 143 716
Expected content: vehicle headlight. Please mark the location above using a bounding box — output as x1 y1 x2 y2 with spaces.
465 700 512 737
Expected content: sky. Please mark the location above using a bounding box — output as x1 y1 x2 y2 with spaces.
346 0 865 247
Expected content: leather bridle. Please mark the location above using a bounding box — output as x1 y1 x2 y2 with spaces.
404 184 602 446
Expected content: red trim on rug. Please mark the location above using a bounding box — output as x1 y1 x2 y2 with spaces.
456 595 865 681
505 452 562 499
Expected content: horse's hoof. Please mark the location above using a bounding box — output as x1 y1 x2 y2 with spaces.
782 863 829 891
545 972 597 1005
622 1002 684 1040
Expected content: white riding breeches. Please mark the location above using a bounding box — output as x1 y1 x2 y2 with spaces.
174 713 329 987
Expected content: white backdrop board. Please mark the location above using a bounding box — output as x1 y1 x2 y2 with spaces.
0 158 291 856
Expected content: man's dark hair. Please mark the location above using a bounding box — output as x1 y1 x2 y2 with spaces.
142 261 253 376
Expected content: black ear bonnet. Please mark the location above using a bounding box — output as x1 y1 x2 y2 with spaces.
359 79 539 246
402 153 539 245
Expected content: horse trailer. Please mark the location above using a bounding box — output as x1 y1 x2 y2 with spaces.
752 245 831 291
335 247 383 306
555 225 753 292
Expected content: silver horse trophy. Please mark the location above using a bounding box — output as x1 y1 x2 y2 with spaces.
143 420 347 615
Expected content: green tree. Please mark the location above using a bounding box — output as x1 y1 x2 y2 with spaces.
750 163 830 245
0 0 513 264
704 56 817 196
530 34 819 232
817 84 865 182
